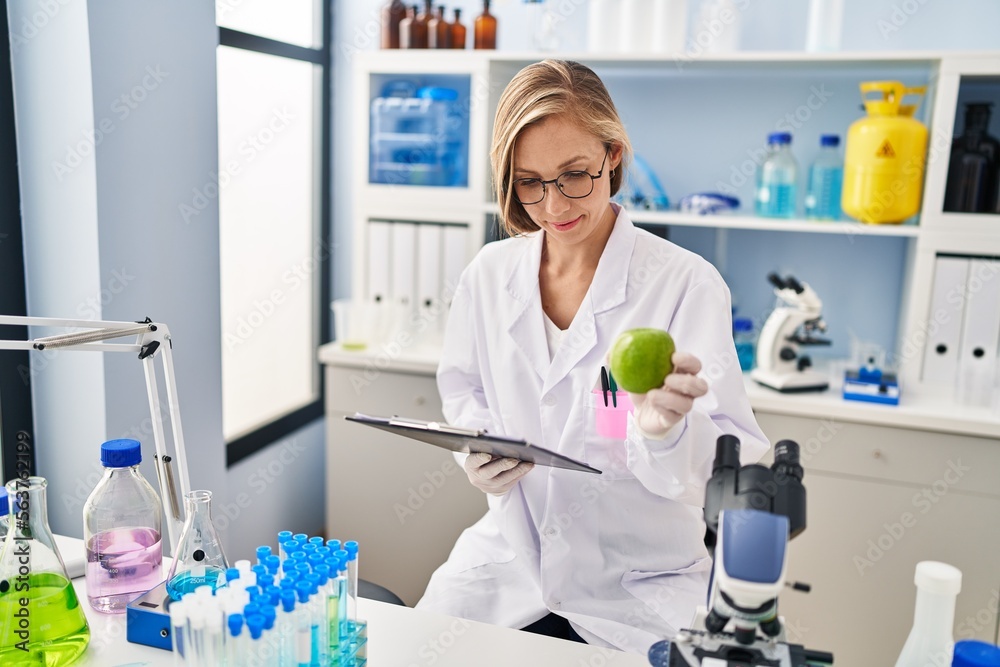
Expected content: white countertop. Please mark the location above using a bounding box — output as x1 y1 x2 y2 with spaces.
319 342 1000 439
70 566 647 666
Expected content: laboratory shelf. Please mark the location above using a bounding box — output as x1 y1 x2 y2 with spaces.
319 343 1000 439
627 210 921 236
744 375 1000 440
480 202 921 237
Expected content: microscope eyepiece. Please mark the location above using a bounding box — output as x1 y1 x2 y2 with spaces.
767 272 786 290
773 440 800 466
713 434 741 474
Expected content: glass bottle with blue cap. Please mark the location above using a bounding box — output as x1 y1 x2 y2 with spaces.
82 438 163 613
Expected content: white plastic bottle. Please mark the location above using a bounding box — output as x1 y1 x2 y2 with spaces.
894 561 962 667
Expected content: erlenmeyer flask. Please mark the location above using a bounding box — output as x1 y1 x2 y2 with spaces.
0 477 91 665
165 490 228 600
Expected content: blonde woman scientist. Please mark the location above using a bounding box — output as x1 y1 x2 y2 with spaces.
416 60 768 655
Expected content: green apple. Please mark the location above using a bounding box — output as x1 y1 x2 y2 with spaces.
609 328 676 393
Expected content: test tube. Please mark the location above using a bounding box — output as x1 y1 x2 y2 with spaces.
188 607 206 667
170 601 188 667
265 554 281 580
345 541 360 631
279 590 297 667
257 545 273 566
277 530 293 560
205 606 224 667
246 614 266 665
325 560 341 659
326 539 341 552
294 582 313 667
305 572 327 666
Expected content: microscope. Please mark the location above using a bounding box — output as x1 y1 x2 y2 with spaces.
751 273 831 392
647 435 834 667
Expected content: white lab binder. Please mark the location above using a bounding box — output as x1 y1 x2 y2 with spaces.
442 225 469 307
921 256 970 386
366 220 392 305
391 221 418 320
956 258 1000 407
416 224 443 312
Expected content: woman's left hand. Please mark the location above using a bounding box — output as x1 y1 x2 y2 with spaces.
629 351 709 440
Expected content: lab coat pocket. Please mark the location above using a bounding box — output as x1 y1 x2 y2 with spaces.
620 558 712 633
583 390 635 479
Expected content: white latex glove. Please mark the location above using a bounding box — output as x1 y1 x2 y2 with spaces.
463 452 534 496
629 351 709 440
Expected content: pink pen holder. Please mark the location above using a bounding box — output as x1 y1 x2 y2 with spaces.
592 389 634 439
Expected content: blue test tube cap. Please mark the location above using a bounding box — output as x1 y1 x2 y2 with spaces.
225 567 241 582
265 585 282 606
279 577 296 590
304 572 321 591
264 554 280 574
290 551 307 561
244 602 261 618
309 536 324 545
252 563 267 576
283 539 301 554
294 580 311 603
293 533 308 542
345 540 359 558
282 559 298 574
301 543 318 554
294 562 312 575
260 604 277 630
246 614 266 640
277 530 293 543
256 545 272 562
258 574 274 590
315 546 331 558
326 539 341 551
307 553 325 568
314 564 331 580
228 613 244 637
279 589 296 613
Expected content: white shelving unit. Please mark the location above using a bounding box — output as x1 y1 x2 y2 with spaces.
349 48 1000 426
335 49 1000 666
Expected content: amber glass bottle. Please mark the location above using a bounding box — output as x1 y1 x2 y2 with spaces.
429 6 452 48
400 5 426 48
474 0 497 49
451 8 467 49
413 0 432 47
381 0 407 49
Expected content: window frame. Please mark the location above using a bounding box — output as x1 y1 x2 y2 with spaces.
0 5 36 483
219 6 333 467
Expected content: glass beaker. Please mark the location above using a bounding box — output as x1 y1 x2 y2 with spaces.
165 490 228 600
0 477 91 666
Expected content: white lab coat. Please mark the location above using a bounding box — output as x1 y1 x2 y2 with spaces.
416 205 769 655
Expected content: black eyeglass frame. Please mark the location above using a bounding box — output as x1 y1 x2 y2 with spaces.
511 149 610 205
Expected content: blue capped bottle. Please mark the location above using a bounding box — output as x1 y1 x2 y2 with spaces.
755 132 798 218
83 438 163 613
805 134 844 220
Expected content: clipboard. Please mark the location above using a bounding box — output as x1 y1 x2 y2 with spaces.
345 413 602 474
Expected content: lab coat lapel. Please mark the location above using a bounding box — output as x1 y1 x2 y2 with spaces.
542 207 636 395
505 232 550 384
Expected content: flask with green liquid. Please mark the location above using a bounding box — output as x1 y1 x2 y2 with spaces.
0 477 91 665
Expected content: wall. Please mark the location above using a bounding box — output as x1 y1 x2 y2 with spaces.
8 0 326 556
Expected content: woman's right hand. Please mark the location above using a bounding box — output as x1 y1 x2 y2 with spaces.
463 453 534 496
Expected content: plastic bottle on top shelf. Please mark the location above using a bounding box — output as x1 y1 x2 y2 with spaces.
756 132 798 219
805 134 844 220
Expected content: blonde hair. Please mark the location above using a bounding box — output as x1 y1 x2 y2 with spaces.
491 59 633 238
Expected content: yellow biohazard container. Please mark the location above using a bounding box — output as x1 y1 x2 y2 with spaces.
842 81 928 224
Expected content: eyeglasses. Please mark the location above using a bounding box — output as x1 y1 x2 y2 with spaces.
511 150 609 205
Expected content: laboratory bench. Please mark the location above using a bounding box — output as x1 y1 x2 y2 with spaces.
321 341 1000 667
70 569 646 667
